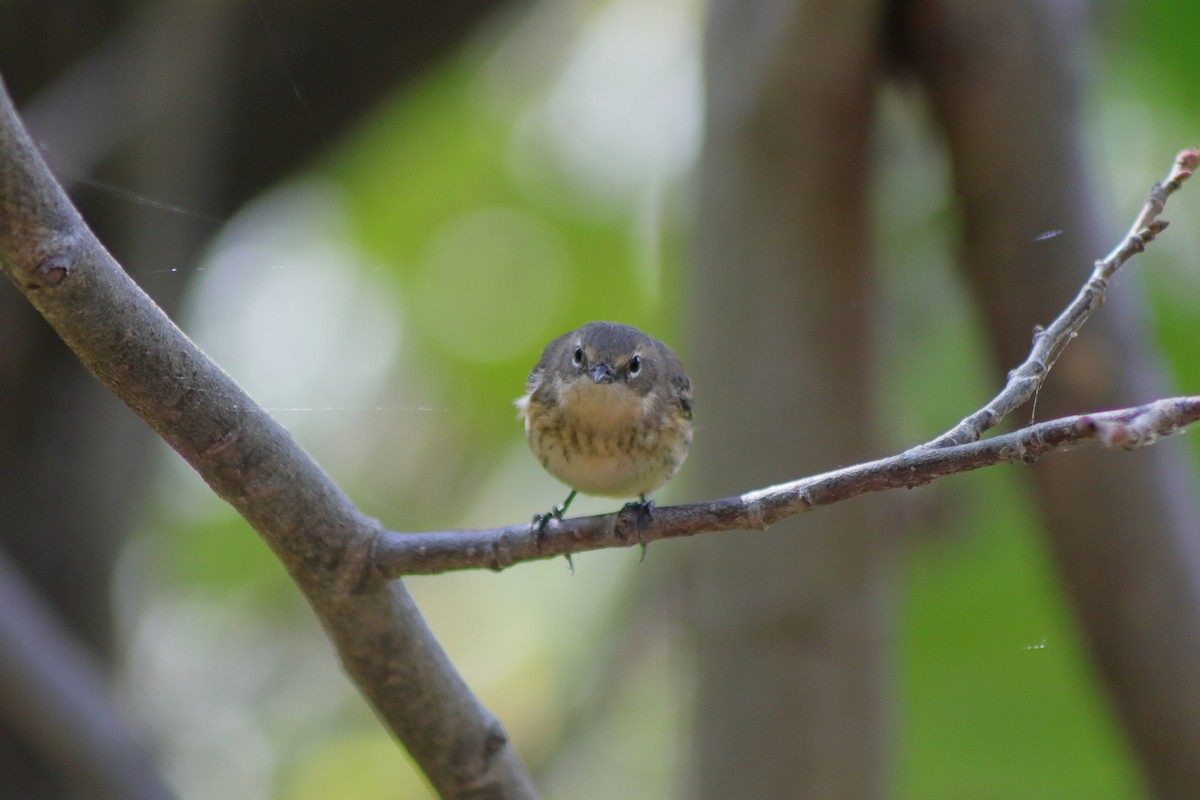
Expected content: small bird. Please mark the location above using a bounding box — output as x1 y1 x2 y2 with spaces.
516 321 693 532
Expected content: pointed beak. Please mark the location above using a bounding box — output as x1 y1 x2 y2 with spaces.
591 363 613 384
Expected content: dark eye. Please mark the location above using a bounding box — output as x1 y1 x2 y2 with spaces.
628 354 641 376
572 346 584 367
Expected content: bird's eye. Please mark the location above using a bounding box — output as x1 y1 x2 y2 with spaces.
572 346 584 367
628 354 641 376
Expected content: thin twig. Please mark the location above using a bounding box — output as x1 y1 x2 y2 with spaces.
923 148 1198 449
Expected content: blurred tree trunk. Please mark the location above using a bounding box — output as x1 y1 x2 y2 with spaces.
902 3 1200 797
686 1 894 796
0 1 505 796
687 0 1200 798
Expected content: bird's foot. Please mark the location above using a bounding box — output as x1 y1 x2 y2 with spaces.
620 495 655 562
531 490 578 570
531 504 564 536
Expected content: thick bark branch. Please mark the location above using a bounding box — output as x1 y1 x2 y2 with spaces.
0 76 536 800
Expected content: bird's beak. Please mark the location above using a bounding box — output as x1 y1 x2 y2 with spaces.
591 363 613 384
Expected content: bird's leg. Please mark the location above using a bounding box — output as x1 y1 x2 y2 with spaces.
559 489 579 519
532 490 578 569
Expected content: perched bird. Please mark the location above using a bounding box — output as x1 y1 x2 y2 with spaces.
516 321 693 530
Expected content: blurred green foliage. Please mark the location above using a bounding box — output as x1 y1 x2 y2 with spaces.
899 468 1141 798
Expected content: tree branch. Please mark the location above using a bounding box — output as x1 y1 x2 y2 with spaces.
0 76 536 800
372 396 1200 576
368 147 1200 578
925 149 1197 448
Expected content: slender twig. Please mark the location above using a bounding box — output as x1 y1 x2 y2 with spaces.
924 149 1198 449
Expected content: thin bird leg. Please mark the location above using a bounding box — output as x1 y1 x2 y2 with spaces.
557 489 578 519
630 493 654 562
532 490 579 571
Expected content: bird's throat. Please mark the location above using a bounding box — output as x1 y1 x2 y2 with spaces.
559 381 652 430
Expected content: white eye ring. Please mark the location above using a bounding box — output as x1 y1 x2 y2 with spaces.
628 354 641 376
572 345 584 367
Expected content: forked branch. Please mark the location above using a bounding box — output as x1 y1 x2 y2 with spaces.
924 149 1197 449
364 147 1199 577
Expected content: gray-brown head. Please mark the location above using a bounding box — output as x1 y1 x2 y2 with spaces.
521 321 692 420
